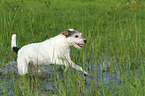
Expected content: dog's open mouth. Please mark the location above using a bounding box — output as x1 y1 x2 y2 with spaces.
73 43 85 49
77 43 84 47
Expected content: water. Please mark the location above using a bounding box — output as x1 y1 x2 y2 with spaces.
0 55 139 95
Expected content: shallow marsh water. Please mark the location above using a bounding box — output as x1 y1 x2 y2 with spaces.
0 55 141 95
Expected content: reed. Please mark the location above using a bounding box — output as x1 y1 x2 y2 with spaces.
0 0 145 95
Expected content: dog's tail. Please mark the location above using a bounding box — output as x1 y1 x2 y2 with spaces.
11 34 19 54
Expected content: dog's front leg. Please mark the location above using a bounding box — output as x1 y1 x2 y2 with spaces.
64 62 69 72
59 60 69 72
54 59 69 72
55 58 88 75
69 60 89 75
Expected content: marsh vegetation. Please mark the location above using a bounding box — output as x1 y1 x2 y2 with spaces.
0 0 145 95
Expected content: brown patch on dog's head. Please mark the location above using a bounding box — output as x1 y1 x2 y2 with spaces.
60 29 79 38
60 30 72 38
60 30 69 35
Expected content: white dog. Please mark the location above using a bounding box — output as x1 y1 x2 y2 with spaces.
11 29 88 75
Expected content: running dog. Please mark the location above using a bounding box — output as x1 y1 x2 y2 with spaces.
11 29 88 75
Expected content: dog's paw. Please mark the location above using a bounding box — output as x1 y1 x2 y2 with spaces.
84 71 89 76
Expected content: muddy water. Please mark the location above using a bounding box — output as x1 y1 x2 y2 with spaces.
0 61 63 95
0 56 137 95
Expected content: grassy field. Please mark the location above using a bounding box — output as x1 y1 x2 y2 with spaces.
0 0 145 95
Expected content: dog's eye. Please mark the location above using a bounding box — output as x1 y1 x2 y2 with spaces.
75 35 79 38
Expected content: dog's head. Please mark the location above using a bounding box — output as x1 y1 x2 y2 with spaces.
60 29 87 49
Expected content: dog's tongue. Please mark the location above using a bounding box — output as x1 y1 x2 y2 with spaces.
79 44 83 47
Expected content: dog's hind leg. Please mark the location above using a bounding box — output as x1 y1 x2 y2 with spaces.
17 59 29 75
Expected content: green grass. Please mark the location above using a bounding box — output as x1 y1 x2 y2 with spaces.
0 0 145 95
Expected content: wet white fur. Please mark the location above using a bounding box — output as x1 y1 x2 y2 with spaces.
11 29 88 75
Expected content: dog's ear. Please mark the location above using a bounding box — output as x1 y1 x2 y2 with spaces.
60 30 69 35
60 30 71 38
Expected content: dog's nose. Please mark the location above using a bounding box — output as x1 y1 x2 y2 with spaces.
84 40 87 44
